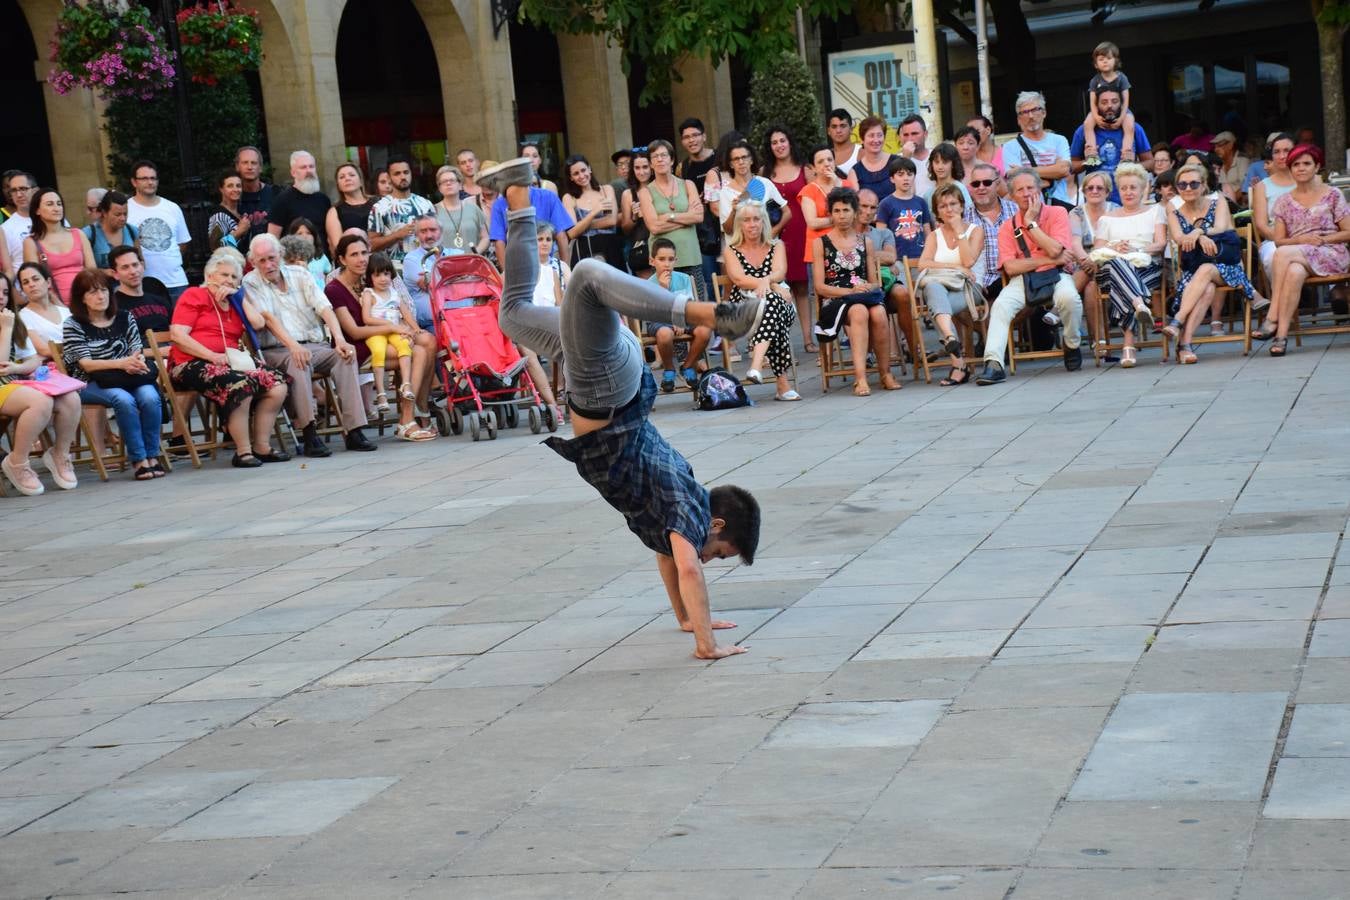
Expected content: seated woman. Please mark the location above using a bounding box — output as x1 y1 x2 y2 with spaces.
811 187 900 395
1090 163 1167 368
722 201 799 401
1258 144 1350 357
1069 171 1117 353
1248 133 1296 287
16 262 70 360
168 249 291 467
1162 163 1259 364
911 183 984 386
0 273 81 495
62 269 166 481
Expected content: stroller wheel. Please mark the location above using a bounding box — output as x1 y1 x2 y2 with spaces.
528 405 542 434
468 411 482 442
504 404 519 429
434 408 452 436
448 407 464 435
485 408 498 440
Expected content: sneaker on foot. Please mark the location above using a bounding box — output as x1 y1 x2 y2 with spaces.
682 367 698 389
477 157 534 193
714 298 765 342
660 370 676 393
1042 310 1062 328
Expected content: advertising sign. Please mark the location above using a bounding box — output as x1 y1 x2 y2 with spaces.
827 44 920 129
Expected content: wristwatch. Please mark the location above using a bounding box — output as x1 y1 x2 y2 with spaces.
1026 220 1039 231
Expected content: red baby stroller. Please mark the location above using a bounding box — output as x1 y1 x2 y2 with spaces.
429 254 557 441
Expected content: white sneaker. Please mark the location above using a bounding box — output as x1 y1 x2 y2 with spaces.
1209 321 1227 336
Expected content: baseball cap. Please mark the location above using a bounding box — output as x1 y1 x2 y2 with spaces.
1212 131 1236 145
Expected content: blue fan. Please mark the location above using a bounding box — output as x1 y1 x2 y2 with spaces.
745 178 766 202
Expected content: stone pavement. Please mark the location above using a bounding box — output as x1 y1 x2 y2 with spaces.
2 336 1350 899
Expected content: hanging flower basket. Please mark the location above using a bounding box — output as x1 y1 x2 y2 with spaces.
176 4 262 86
47 0 175 101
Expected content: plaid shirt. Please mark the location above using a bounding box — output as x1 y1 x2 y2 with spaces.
545 370 710 557
964 198 1019 287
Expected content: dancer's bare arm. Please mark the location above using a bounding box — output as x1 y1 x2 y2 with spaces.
669 534 747 659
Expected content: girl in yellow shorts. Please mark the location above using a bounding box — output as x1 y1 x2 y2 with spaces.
359 253 417 414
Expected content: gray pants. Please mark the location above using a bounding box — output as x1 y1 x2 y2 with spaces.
499 206 691 414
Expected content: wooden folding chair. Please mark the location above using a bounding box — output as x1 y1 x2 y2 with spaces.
902 258 988 383
45 342 112 482
1290 272 1350 348
1092 257 1172 364
1002 272 1075 375
1165 223 1256 358
145 330 217 468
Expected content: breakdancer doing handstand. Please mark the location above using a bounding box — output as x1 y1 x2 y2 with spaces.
481 157 764 659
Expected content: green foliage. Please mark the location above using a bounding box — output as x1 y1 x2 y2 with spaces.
519 0 858 104
105 74 261 197
747 52 825 153
176 4 263 86
47 0 176 100
1314 0 1350 27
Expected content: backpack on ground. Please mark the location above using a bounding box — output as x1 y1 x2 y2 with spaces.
693 367 751 411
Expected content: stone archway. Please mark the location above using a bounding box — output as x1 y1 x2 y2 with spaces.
13 0 105 197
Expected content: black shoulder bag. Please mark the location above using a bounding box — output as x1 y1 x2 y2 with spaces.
1013 224 1060 309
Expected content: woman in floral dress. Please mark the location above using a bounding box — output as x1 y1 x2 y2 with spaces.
810 187 899 395
1258 144 1350 356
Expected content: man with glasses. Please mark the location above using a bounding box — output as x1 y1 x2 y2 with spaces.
1 171 37 272
676 118 719 300
1070 87 1151 204
610 148 633 199
125 160 192 303
963 163 1018 299
1001 92 1074 210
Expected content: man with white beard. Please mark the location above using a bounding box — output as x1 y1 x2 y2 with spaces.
268 150 333 256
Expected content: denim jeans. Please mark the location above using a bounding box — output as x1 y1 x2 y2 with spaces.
499 206 692 414
78 382 163 464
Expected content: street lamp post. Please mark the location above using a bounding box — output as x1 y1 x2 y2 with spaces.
158 0 211 283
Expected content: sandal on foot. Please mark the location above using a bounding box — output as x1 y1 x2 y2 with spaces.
399 382 415 401
1161 319 1181 341
150 461 167 478
394 422 437 441
1178 345 1198 365
880 374 902 391
231 452 263 469
1251 321 1278 341
745 369 765 385
941 333 961 356
804 341 818 354
940 365 970 386
852 381 871 397
374 392 390 413
1269 337 1288 357
2 456 44 495
1120 347 1138 368
134 465 157 481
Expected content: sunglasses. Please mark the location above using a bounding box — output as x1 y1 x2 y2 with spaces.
969 179 996 188
1176 180 1204 190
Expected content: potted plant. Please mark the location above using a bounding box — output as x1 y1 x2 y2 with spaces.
176 3 262 86
47 0 175 101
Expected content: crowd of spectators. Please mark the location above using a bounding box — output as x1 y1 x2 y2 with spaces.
0 38 1347 496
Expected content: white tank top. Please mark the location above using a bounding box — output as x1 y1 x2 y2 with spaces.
933 223 977 264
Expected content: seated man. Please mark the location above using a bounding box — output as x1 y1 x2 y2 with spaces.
482 157 763 660
976 167 1083 385
399 215 444 329
243 233 376 455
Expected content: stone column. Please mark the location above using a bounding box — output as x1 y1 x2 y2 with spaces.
557 33 633 169
670 55 735 141
264 0 347 182
450 0 518 161
17 0 106 195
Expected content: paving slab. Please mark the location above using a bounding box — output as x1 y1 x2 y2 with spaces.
153 775 399 840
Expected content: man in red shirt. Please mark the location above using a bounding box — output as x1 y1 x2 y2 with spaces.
976 167 1084 385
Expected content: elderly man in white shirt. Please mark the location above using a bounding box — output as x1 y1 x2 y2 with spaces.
243 233 376 457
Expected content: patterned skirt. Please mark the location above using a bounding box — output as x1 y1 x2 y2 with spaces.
171 359 288 417
1171 262 1254 316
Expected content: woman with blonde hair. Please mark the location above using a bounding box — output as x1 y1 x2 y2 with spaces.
722 199 799 400
1091 163 1167 367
